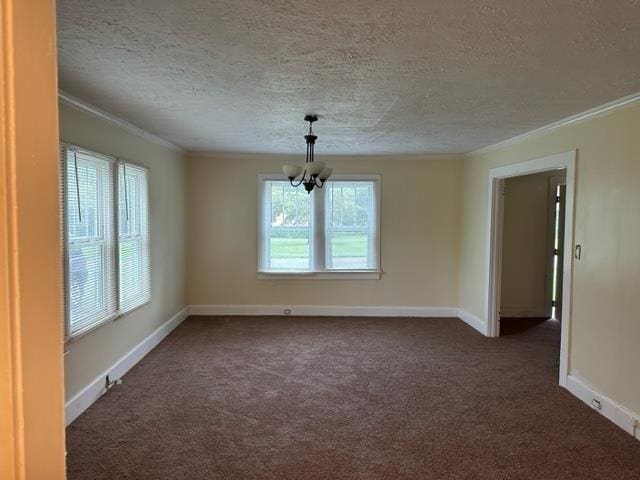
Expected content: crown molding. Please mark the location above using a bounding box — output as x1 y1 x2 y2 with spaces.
468 91 640 157
58 90 184 153
187 151 464 161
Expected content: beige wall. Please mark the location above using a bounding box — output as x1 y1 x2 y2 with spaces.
60 102 188 401
188 154 462 308
500 171 560 318
459 102 640 414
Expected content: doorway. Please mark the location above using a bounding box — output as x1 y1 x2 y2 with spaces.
497 171 566 344
485 151 576 387
498 171 567 323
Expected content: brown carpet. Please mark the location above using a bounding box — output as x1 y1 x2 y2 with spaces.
66 316 640 479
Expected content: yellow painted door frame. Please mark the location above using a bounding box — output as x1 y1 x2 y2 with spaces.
1 0 66 478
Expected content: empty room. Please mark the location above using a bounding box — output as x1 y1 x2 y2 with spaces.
2 1 640 479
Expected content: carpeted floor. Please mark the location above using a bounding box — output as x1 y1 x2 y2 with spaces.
66 316 640 479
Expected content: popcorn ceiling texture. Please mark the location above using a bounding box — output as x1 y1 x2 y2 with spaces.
57 0 640 154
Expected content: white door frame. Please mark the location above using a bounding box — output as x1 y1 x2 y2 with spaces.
485 150 576 387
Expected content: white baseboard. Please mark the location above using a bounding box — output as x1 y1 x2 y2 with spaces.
65 306 189 426
457 309 488 335
566 374 640 441
189 304 459 318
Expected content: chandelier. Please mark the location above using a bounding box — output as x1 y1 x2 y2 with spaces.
282 115 333 193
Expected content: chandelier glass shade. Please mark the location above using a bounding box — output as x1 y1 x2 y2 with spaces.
282 115 332 193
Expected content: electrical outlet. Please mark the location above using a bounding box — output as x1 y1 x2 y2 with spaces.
283 309 292 315
105 374 122 390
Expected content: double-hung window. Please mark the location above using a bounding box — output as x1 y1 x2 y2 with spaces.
61 145 150 339
258 175 380 277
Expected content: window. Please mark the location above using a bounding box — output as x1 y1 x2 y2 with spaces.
118 163 151 312
62 145 150 338
259 175 380 277
262 181 313 271
326 181 377 270
64 149 117 334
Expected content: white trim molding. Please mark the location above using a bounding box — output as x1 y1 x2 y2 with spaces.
189 304 459 318
457 309 488 335
189 151 463 162
58 90 184 153
470 91 640 156
257 270 381 280
566 375 640 442
65 307 189 426
484 150 576 389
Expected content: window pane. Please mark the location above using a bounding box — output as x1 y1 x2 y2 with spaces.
327 181 376 270
329 230 369 268
119 238 144 305
269 228 311 270
265 181 312 271
68 243 107 328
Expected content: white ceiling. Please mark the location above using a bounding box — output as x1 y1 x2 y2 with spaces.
57 0 640 154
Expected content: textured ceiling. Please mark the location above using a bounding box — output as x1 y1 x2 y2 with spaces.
57 0 640 154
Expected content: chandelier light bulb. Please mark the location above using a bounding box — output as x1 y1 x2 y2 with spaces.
283 164 302 179
307 161 325 176
318 167 333 180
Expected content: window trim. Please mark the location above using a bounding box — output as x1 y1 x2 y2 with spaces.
61 143 151 342
257 173 381 279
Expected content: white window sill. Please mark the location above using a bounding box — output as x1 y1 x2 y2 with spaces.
257 270 381 280
64 299 151 344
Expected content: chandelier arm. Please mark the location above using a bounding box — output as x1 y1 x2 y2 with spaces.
290 174 306 188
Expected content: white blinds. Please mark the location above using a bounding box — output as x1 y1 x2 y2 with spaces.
118 163 151 313
63 147 118 336
61 144 150 338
